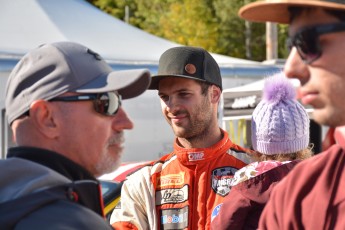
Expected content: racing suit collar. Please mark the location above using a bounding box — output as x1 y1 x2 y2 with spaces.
173 129 233 165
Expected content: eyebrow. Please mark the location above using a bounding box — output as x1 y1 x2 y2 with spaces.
158 88 191 95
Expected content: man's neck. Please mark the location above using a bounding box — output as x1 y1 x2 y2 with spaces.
177 128 223 149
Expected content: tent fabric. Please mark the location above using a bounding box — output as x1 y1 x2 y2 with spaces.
223 78 300 94
222 78 313 118
0 0 259 65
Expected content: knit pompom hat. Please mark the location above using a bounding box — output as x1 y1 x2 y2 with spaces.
251 73 310 155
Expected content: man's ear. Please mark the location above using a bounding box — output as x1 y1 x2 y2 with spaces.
29 100 59 139
210 85 221 104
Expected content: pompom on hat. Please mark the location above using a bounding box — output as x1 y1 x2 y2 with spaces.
238 0 345 24
251 72 310 155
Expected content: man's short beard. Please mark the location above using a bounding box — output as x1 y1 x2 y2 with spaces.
95 149 122 177
94 134 124 177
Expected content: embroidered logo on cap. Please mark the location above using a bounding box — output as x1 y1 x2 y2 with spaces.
87 48 102 60
185 64 196 74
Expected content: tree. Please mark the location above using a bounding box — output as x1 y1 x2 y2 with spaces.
212 0 265 60
87 0 135 21
87 0 288 61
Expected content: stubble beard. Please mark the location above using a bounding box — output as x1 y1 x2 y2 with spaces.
171 98 213 143
94 133 124 177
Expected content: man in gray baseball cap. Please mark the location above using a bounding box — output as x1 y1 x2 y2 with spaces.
0 41 150 229
237 1 345 229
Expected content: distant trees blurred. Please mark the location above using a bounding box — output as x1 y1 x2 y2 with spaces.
87 0 288 62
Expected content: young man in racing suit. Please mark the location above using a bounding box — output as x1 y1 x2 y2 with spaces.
110 46 253 229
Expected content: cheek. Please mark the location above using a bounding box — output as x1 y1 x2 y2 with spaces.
69 119 109 143
160 101 168 113
311 73 344 113
328 80 345 105
322 37 345 74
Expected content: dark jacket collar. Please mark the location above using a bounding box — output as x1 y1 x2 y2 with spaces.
7 146 96 181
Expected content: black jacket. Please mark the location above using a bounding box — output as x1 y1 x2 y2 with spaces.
0 146 113 230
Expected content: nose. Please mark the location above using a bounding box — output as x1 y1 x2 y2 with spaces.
284 47 310 85
111 107 134 130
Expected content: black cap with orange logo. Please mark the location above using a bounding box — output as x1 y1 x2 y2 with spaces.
149 46 222 90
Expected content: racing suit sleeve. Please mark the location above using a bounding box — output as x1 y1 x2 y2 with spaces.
110 167 158 230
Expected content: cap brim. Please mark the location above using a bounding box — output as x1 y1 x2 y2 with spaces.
148 74 207 90
75 69 151 99
239 0 345 24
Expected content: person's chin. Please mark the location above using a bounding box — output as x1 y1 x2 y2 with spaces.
312 109 336 127
109 143 123 153
98 152 122 175
172 125 185 134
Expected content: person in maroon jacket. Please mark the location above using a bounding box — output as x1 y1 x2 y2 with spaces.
211 73 313 230
237 0 345 229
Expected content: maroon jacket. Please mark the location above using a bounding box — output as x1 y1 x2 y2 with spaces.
259 144 345 229
211 161 298 230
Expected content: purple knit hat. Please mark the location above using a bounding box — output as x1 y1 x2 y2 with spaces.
251 72 310 155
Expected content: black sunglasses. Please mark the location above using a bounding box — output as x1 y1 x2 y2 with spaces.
288 22 345 64
50 91 122 116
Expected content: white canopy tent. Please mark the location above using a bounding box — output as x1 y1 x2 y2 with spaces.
0 0 260 66
221 78 307 119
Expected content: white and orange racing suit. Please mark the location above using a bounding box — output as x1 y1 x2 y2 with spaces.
110 129 253 230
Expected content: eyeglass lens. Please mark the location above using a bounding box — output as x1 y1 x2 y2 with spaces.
50 91 121 116
294 30 320 63
291 22 345 64
95 92 121 116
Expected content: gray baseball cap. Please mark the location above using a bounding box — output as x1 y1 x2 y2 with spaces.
5 41 151 124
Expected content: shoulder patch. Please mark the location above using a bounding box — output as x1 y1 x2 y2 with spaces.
211 167 238 196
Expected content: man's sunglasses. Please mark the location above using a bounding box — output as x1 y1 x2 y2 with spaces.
288 22 345 64
50 91 122 116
